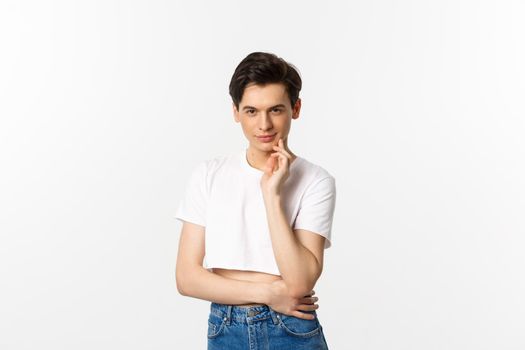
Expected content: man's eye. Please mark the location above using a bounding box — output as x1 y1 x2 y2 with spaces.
247 110 255 114
272 108 282 113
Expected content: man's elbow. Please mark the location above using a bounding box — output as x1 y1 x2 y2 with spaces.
176 271 188 296
176 265 198 296
287 277 320 298
288 284 315 299
288 267 322 297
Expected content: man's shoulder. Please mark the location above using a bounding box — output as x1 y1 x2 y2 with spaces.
296 155 335 181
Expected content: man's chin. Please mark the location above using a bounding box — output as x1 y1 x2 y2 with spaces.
250 139 279 150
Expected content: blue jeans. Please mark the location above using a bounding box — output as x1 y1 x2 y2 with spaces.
207 302 329 349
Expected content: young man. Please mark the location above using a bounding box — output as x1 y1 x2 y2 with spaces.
175 52 335 349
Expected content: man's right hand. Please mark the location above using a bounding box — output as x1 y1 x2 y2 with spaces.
266 279 319 320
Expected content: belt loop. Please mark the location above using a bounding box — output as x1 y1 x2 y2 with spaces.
268 307 280 325
225 305 233 326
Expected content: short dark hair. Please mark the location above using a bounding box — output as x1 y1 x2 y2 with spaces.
229 52 302 111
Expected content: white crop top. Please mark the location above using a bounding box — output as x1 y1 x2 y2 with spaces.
174 148 336 276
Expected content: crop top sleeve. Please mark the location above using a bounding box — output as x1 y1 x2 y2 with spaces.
293 175 336 249
174 161 208 227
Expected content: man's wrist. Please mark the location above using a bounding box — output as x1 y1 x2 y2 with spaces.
262 192 282 208
253 281 272 305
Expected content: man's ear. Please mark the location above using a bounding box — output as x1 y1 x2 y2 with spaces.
233 102 240 123
292 98 301 119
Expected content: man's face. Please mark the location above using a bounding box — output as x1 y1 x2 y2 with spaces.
233 82 301 152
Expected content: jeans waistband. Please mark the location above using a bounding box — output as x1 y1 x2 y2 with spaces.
210 302 281 326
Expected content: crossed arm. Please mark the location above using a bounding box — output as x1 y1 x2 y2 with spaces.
175 214 325 303
175 221 271 304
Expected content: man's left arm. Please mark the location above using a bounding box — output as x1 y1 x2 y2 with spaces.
263 194 325 298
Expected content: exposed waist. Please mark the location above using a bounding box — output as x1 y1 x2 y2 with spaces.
211 267 282 284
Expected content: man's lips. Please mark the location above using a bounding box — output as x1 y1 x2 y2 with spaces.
256 134 277 142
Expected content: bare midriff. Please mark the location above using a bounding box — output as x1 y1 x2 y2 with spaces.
211 267 283 307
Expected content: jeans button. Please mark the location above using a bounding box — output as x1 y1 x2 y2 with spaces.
249 309 261 317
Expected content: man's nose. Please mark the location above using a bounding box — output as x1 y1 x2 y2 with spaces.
259 113 273 130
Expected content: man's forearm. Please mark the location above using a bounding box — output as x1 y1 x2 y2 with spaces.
263 194 320 297
177 266 270 305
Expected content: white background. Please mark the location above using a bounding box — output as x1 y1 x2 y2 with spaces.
1 1 524 349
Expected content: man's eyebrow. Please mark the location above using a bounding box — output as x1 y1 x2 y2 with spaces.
242 104 286 111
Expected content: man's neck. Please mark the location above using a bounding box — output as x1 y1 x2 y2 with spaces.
246 146 297 171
